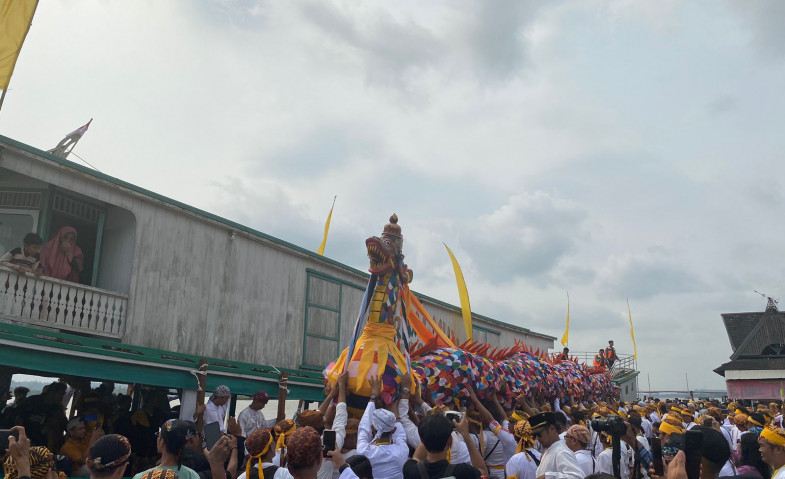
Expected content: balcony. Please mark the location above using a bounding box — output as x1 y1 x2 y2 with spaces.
0 266 127 338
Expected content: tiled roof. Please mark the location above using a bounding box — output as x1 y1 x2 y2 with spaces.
721 312 764 351
713 357 785 376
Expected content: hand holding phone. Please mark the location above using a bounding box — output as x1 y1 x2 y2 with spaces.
322 430 336 458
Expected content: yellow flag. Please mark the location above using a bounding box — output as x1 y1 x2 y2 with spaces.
0 0 39 90
317 196 336 255
444 243 472 341
560 292 569 348
627 298 637 360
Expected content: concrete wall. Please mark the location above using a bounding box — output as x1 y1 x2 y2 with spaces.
1 143 554 371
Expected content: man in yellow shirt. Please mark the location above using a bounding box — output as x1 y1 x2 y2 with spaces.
60 416 104 475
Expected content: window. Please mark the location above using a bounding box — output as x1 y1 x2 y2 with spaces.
472 324 501 346
302 271 343 369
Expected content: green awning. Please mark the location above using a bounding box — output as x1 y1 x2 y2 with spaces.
0 322 325 402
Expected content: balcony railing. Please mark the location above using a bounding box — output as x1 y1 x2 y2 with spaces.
0 266 127 338
568 350 637 377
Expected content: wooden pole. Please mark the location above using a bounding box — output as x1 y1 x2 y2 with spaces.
277 372 289 422
195 359 208 433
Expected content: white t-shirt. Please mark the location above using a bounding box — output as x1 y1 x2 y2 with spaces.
238 462 294 479
238 406 277 437
505 449 541 479
575 449 596 477
536 439 584 479
205 400 228 432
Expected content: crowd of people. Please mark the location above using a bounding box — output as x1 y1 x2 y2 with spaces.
4 372 785 479
0 227 85 282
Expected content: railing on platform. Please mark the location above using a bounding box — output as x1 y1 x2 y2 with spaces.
0 266 127 338
568 351 637 376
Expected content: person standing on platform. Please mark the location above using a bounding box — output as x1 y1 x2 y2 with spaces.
239 391 278 437
604 341 618 371
205 386 231 433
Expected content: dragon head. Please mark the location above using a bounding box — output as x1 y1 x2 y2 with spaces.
366 214 412 282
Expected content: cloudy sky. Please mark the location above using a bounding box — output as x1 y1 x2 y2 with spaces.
3 0 785 391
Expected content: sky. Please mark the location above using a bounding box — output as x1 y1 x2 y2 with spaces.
2 0 785 391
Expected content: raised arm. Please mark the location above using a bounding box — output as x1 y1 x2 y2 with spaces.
454 413 489 477
357 376 381 454
333 371 348 450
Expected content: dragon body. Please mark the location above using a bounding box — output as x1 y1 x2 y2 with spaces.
326 215 618 409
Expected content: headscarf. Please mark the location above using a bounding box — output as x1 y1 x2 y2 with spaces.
87 434 132 474
567 425 592 448
659 421 684 437
296 410 325 432
514 419 535 454
372 408 397 435
761 425 785 447
245 428 274 479
252 391 270 402
40 226 82 282
213 385 231 398
274 419 296 466
3 446 56 479
285 427 322 471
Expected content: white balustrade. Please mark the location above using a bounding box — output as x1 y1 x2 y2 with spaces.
0 266 127 338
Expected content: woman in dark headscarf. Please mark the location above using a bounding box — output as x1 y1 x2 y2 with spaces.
40 226 83 282
86 434 132 479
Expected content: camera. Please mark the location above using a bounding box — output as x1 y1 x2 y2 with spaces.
590 415 627 436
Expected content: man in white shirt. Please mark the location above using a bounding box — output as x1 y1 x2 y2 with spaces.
238 391 278 437
564 425 595 477
205 385 231 433
528 412 583 479
356 399 409 479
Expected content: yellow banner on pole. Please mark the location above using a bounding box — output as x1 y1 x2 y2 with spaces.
627 298 637 360
444 243 472 342
560 292 569 348
0 0 39 90
317 196 336 255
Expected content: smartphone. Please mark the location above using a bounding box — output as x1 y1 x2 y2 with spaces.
684 430 703 479
322 429 336 458
650 437 664 476
445 411 463 423
204 422 222 449
0 429 19 451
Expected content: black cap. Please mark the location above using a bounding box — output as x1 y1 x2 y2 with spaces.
528 412 557 431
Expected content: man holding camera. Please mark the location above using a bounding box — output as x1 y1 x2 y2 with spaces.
528 412 583 479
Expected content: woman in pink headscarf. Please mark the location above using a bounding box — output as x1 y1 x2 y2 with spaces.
40 226 84 282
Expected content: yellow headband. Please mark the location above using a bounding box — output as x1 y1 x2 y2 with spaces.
246 435 274 479
761 427 785 447
735 409 744 415
749 417 764 427
659 422 684 437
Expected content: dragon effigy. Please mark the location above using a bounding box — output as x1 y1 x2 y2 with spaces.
325 214 617 410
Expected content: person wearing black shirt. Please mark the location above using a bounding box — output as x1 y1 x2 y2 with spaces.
402 413 481 479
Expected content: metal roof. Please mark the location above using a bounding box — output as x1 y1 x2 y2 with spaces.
0 322 325 400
